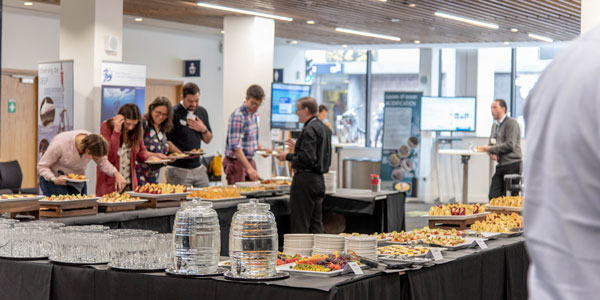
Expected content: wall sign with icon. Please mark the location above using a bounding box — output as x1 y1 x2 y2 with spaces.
184 60 201 77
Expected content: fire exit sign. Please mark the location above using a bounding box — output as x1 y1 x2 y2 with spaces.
8 99 16 113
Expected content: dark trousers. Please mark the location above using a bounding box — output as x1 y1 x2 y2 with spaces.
489 161 522 199
39 176 87 197
290 172 325 233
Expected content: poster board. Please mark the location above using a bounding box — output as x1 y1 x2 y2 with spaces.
100 62 146 122
380 92 422 196
37 61 74 161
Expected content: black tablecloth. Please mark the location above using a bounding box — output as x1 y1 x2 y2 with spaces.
0 237 528 300
324 189 405 232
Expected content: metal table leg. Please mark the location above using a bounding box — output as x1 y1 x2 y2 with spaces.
461 155 471 204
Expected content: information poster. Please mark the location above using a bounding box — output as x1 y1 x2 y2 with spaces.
380 91 422 196
100 62 146 122
37 61 74 161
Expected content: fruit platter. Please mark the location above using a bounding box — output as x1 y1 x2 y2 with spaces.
129 184 190 208
427 203 486 217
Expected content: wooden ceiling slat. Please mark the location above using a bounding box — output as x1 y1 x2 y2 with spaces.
32 0 581 44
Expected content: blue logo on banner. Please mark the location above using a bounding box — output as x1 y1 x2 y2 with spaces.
103 67 113 83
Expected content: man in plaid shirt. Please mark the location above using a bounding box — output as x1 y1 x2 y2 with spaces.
224 85 266 184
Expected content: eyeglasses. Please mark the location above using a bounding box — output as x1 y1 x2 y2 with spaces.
153 111 168 118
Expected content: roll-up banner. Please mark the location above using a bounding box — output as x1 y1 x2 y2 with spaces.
380 91 422 196
37 60 74 161
100 62 146 123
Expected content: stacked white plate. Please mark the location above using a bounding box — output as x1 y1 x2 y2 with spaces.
312 234 345 255
324 171 337 194
283 234 314 256
344 236 378 259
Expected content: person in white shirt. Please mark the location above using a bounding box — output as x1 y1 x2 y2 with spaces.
523 24 600 300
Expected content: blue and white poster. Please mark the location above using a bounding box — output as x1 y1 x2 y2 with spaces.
100 62 146 122
380 91 422 196
37 60 74 161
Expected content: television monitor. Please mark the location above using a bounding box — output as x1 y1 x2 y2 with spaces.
270 83 311 130
420 96 477 132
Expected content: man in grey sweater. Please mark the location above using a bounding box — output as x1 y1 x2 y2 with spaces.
479 99 522 199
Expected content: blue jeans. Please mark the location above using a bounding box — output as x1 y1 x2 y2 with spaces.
39 176 88 197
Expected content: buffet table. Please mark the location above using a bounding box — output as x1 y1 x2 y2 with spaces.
0 236 527 300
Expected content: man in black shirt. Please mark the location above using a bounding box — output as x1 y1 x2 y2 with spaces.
166 82 213 187
276 97 332 233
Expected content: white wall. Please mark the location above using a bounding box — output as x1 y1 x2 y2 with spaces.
273 45 305 84
1 8 60 70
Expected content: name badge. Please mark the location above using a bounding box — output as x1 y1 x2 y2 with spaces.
180 119 187 126
490 138 497 145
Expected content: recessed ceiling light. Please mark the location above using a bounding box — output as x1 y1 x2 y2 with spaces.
378 0 388 2
510 28 518 32
408 3 416 7
434 11 499 29
134 18 143 22
388 18 401 23
414 40 421 44
528 33 553 42
335 27 401 41
24 1 33 6
504 41 510 45
306 20 315 25
342 44 348 48
220 30 225 34
289 40 298 44
196 2 293 21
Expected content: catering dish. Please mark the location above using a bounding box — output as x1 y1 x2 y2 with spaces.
97 192 145 204
67 173 86 180
187 187 243 200
167 152 188 159
184 148 205 155
470 213 523 233
489 196 523 208
428 203 486 216
43 194 97 201
134 183 187 194
377 245 429 257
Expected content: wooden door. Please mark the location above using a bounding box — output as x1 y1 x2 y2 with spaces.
145 79 183 110
1 69 38 188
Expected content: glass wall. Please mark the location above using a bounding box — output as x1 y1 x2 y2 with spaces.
305 49 367 144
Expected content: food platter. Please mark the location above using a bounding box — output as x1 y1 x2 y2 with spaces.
197 196 247 202
145 159 171 165
65 178 88 183
0 195 44 203
97 199 148 206
39 197 100 205
277 263 343 277
486 205 522 212
127 192 190 199
421 212 489 220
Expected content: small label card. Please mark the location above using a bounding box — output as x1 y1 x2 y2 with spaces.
343 262 364 275
476 239 488 250
426 248 444 261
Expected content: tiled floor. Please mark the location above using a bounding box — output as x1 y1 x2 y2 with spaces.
405 201 437 231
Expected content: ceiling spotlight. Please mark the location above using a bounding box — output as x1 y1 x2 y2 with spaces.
196 2 293 21
342 44 348 48
388 18 401 23
24 1 33 5
134 18 143 22
289 40 298 44
528 33 553 42
504 41 510 45
408 3 416 7
414 40 421 44
220 30 225 34
336 27 401 41
434 11 499 29
378 0 388 2
510 28 518 32
306 20 315 25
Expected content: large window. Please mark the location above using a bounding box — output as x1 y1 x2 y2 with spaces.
440 48 456 97
306 49 367 144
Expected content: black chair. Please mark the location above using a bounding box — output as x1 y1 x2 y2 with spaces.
0 160 38 194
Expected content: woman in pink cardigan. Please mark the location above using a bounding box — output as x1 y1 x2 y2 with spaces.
97 103 167 196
